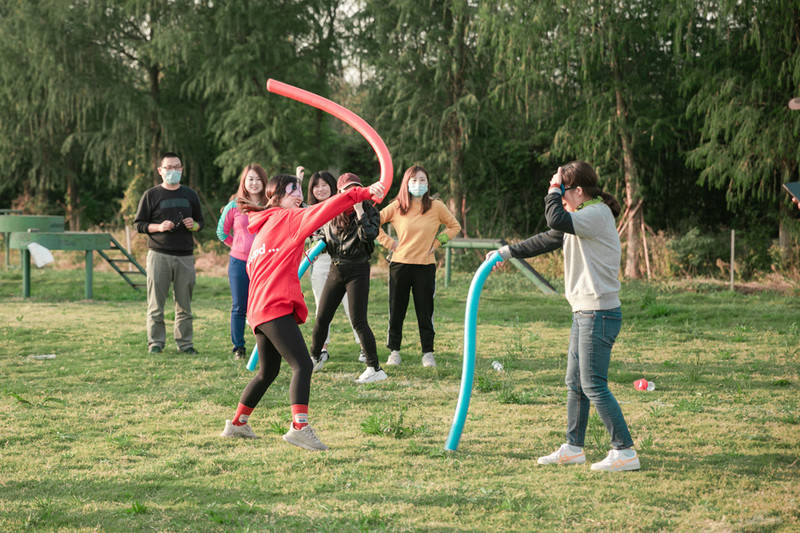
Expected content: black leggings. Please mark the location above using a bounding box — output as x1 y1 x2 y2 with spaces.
310 261 379 368
239 314 313 408
387 262 436 353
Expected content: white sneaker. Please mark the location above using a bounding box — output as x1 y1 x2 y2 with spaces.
282 424 329 451
356 367 388 384
358 350 367 363
220 419 259 439
386 350 401 366
422 352 436 367
591 448 640 472
537 443 586 465
312 349 329 372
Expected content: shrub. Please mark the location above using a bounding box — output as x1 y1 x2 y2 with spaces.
666 227 773 279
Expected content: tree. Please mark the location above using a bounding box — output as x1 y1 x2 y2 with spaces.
682 0 800 257
0 1 337 228
353 0 495 230
482 0 692 277
184 0 348 186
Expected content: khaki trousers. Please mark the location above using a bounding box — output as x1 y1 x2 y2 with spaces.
146 250 196 350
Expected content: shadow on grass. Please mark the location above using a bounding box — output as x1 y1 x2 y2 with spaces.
1 478 406 531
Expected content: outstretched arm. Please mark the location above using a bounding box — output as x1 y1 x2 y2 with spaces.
499 230 564 259
295 183 384 243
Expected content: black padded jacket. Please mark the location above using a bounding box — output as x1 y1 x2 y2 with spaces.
321 202 380 265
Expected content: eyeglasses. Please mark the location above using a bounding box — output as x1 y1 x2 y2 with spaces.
561 184 577 194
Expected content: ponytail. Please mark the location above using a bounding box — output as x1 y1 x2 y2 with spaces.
600 192 621 218
236 196 265 213
560 160 621 218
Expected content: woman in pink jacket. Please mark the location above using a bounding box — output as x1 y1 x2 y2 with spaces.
216 164 268 359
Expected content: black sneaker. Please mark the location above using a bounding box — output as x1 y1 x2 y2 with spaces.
148 345 163 354
180 347 199 355
234 347 246 360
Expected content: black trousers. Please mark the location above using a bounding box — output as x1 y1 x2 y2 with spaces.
240 314 313 408
387 262 436 353
310 261 379 368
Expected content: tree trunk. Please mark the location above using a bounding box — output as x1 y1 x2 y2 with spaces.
65 171 80 231
779 215 791 263
447 132 464 235
148 62 161 185
614 78 642 278
446 8 466 234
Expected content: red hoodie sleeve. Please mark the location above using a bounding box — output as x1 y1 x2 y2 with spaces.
295 187 373 242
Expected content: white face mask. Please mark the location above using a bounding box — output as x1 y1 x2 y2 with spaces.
408 183 427 197
164 170 182 185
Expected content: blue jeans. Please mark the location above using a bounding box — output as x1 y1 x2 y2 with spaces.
565 307 633 450
228 256 250 349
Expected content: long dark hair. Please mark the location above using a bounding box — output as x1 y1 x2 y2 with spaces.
307 171 337 205
237 174 299 213
394 164 432 215
330 172 362 232
559 161 621 217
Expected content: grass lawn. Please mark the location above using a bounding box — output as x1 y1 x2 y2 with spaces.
1 263 799 531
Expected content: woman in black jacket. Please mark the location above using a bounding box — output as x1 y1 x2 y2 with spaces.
309 173 387 384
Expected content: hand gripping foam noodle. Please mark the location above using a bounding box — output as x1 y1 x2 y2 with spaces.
266 79 393 202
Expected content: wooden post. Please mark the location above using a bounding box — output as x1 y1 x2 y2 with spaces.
730 229 735 291
445 246 452 288
641 221 651 280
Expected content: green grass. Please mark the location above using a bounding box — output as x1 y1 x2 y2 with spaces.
1 266 799 531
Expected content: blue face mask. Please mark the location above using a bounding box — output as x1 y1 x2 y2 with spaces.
408 183 428 197
164 170 182 185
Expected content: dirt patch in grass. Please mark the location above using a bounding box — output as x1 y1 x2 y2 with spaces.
661 274 798 295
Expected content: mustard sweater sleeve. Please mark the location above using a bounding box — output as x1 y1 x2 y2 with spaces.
431 200 461 250
377 201 398 250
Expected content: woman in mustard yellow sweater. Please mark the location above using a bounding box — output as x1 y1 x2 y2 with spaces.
377 165 461 367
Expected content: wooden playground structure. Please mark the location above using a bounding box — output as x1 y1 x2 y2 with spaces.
0 211 145 299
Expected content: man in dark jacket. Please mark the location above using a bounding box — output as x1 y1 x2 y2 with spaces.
134 152 203 354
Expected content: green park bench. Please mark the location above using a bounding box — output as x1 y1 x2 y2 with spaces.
442 238 557 295
1 213 145 299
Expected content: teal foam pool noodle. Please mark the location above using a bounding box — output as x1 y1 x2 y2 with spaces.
445 251 504 451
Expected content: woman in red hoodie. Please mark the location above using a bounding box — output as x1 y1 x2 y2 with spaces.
220 173 384 451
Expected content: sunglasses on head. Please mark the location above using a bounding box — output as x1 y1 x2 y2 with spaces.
284 180 303 198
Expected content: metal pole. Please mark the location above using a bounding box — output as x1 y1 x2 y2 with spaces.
22 249 30 297
730 229 735 291
85 250 93 299
445 246 451 288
